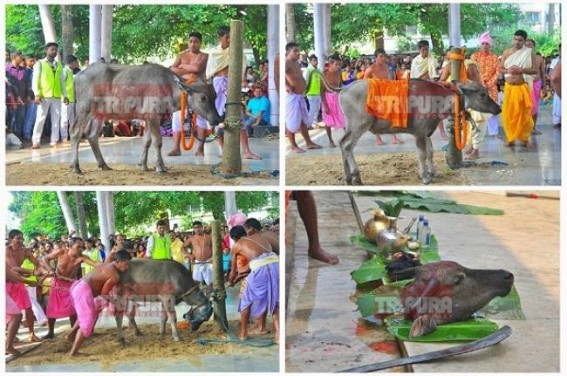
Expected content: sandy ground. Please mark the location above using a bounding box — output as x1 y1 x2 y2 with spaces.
6 162 276 186
8 320 267 369
286 153 466 185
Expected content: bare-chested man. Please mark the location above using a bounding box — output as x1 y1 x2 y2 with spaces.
364 48 403 145
525 39 546 133
285 42 322 153
500 29 537 148
243 217 279 254
6 263 34 354
67 250 131 356
229 225 279 344
206 25 260 160
168 31 209 157
184 221 213 294
43 238 100 339
6 229 54 343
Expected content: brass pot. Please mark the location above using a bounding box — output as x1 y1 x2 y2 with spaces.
363 209 389 243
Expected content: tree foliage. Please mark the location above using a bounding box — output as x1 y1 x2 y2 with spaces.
9 191 279 240
289 3 560 56
6 5 269 65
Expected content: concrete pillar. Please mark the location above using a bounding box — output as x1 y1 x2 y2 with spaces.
38 5 57 46
225 191 237 220
448 3 461 48
268 4 280 126
323 4 332 57
96 191 110 255
313 3 326 63
106 192 115 235
89 5 102 64
101 5 113 62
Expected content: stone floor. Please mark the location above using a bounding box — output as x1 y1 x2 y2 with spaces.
286 190 559 372
285 106 561 186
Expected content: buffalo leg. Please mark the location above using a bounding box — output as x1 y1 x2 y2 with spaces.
425 136 437 178
114 308 127 346
148 119 166 173
415 135 431 184
139 121 152 171
69 114 86 174
127 301 142 336
87 118 112 171
340 124 369 185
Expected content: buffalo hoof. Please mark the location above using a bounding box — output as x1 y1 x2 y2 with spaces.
155 169 167 174
173 336 181 342
117 337 126 347
71 167 83 174
101 165 112 171
139 165 150 171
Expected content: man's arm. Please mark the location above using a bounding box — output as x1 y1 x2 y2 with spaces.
81 255 101 268
146 235 155 259
538 57 546 86
179 54 208 75
228 244 239 284
467 64 481 84
32 60 41 99
170 54 191 76
100 272 120 296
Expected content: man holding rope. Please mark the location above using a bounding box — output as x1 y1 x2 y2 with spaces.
43 238 100 339
168 31 209 157
6 229 54 343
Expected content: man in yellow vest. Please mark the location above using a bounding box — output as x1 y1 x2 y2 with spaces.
31 42 68 149
146 220 172 260
60 54 79 143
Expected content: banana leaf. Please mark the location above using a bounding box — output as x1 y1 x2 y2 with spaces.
478 285 526 320
384 317 499 342
351 256 387 285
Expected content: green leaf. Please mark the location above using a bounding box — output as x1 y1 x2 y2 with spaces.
349 234 380 255
351 256 387 284
385 317 499 342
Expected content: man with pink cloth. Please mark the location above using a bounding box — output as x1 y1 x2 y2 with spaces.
43 237 100 339
6 229 54 343
67 250 131 356
229 225 279 344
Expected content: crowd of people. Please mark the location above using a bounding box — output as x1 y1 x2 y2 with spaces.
5 214 280 356
285 30 561 158
6 26 275 160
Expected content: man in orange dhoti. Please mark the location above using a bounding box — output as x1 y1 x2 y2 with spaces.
500 30 537 148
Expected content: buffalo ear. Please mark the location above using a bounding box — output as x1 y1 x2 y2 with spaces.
409 315 438 339
453 82 464 95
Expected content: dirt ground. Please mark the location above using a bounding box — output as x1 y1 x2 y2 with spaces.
6 163 276 186
286 153 467 185
8 320 268 369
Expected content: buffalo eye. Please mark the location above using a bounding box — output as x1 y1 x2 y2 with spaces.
453 273 465 285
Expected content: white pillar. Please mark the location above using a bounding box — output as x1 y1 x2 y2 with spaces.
101 5 113 62
105 192 115 235
57 191 77 234
38 5 57 46
89 5 102 64
448 4 461 47
268 4 279 126
225 191 237 219
323 4 332 57
96 191 110 255
313 3 326 63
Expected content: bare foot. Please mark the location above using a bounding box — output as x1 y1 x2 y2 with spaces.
167 149 181 156
306 142 322 149
69 351 87 357
239 334 248 341
329 141 337 148
308 247 339 264
65 333 76 342
524 140 534 149
195 150 204 157
291 146 306 153
274 334 279 344
43 333 55 340
6 347 21 355
505 141 514 147
243 151 262 160
375 137 386 146
441 134 449 140
29 334 43 343
249 327 269 335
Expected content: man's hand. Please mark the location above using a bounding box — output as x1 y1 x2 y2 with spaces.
509 65 522 75
63 97 69 105
34 95 41 105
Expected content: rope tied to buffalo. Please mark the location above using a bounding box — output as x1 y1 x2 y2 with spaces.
449 48 468 151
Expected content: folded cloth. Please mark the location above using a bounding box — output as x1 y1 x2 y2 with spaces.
6 281 31 310
238 252 279 319
366 79 409 128
70 280 97 338
47 278 76 318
